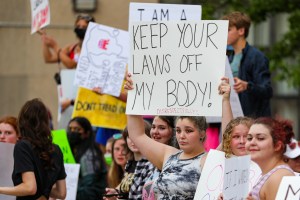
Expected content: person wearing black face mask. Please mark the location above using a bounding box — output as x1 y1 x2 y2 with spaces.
40 14 95 128
67 117 107 200
40 13 95 69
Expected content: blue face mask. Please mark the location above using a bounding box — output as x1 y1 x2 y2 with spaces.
74 27 86 40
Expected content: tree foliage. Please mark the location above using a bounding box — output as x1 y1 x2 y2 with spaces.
177 0 300 87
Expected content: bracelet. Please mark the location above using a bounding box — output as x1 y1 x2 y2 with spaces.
57 48 62 63
70 99 75 106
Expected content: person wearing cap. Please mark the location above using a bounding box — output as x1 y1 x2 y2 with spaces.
284 138 300 174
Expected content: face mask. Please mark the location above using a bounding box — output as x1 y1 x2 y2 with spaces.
104 153 112 166
74 28 86 40
67 131 82 147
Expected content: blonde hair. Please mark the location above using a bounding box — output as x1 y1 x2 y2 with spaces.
222 117 253 158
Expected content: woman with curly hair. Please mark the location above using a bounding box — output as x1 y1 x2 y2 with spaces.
221 117 254 158
0 98 66 200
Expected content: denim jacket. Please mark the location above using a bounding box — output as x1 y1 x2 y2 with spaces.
227 43 273 118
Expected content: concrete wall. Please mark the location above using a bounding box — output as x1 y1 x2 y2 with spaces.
0 0 157 129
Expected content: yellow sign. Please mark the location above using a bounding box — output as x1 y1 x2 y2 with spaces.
52 129 76 164
72 87 127 130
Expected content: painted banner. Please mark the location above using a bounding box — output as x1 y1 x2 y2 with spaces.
72 87 127 130
129 2 201 21
52 129 76 164
0 142 15 200
126 20 228 116
275 176 300 200
74 22 128 97
30 0 50 34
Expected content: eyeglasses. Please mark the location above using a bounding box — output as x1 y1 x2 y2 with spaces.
289 141 300 150
113 133 122 140
76 14 95 23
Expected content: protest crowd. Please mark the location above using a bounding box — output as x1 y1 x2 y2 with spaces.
0 1 300 200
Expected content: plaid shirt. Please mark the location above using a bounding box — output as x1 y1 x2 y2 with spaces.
129 158 155 200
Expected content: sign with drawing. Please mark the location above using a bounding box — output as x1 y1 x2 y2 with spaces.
74 22 128 97
126 20 228 116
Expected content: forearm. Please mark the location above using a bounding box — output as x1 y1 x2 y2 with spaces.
0 184 36 197
49 180 66 199
118 90 128 102
127 115 145 139
59 50 77 69
43 44 58 63
221 98 233 135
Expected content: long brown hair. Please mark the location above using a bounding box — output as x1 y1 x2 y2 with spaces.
18 98 54 170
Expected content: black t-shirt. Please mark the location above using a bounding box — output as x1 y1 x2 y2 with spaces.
12 140 66 200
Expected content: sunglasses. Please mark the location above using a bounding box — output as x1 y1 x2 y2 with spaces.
288 141 300 150
77 14 95 23
113 133 122 140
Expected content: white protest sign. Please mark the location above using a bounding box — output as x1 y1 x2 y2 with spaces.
275 176 300 200
64 164 80 200
58 69 78 129
194 150 257 200
194 149 225 199
74 22 128 97
206 57 244 122
30 0 50 34
223 155 251 199
129 3 201 21
0 142 15 200
248 161 261 191
126 20 228 116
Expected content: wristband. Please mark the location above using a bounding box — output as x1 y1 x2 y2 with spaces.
70 99 75 106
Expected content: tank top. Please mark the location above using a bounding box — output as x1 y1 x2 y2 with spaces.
152 151 205 200
250 164 293 200
68 43 80 63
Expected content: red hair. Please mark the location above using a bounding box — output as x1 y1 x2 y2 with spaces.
254 117 294 153
0 116 19 136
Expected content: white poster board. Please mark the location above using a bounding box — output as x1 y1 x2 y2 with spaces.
74 22 128 97
275 176 300 200
64 164 80 200
194 149 225 199
206 58 244 122
58 69 78 129
0 142 15 200
223 155 251 199
126 20 228 116
30 0 50 34
129 3 201 21
194 150 257 200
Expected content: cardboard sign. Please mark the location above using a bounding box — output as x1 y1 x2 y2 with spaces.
72 87 127 130
206 58 244 123
129 2 201 21
52 129 76 164
126 20 228 116
275 176 300 200
64 164 80 200
30 0 50 34
74 22 128 97
223 155 251 199
57 69 78 129
194 150 256 200
0 142 15 200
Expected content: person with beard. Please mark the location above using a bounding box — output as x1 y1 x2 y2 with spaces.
67 117 107 200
